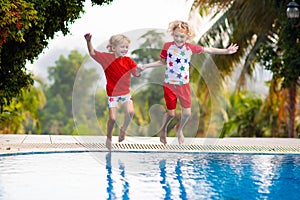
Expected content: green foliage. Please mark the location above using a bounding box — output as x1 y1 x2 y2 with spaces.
132 30 165 64
257 17 300 89
130 30 165 95
280 23 300 88
95 89 109 118
0 0 37 45
220 91 264 138
193 0 300 137
130 30 166 133
40 50 98 134
134 68 165 124
0 0 113 112
255 1 300 137
258 78 289 137
90 0 112 6
0 78 46 134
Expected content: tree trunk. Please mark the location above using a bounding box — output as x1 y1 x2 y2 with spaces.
288 86 297 138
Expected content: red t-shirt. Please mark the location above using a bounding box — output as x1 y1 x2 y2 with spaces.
91 51 137 96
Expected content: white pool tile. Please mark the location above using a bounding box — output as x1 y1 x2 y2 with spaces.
22 135 51 143
0 134 27 144
50 135 79 143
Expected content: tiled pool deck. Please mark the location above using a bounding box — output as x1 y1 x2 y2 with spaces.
0 134 299 155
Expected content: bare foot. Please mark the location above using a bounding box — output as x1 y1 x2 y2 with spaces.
119 127 126 142
160 131 167 145
106 138 112 151
177 131 184 145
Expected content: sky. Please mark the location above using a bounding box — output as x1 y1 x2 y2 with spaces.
27 0 195 79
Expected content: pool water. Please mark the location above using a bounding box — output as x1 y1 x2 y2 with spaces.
0 152 299 200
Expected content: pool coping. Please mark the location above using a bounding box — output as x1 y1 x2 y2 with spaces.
0 134 299 155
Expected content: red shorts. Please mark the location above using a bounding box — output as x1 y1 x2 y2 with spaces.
163 83 191 110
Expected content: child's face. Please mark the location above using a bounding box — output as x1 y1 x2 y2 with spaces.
172 29 189 47
113 41 130 57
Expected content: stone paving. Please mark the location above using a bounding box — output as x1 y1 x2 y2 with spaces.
0 134 300 155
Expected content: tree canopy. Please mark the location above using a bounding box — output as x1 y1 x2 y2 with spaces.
0 0 113 111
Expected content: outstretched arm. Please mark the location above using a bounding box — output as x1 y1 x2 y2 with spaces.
203 43 239 55
84 33 95 56
140 58 166 71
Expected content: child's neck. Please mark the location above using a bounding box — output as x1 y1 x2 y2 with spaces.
114 53 123 58
174 43 185 48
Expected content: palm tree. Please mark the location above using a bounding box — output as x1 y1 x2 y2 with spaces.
189 0 300 138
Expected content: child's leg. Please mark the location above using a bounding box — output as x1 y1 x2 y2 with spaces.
106 107 118 150
161 83 177 145
160 109 175 145
176 83 192 144
119 100 134 142
175 107 191 144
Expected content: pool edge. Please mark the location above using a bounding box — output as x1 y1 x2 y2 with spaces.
1 134 299 155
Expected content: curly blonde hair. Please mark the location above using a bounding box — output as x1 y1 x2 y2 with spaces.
106 34 131 52
168 20 195 39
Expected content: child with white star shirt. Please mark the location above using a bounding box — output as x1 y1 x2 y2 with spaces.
139 20 239 145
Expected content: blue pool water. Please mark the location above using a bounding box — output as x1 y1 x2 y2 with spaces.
0 152 299 200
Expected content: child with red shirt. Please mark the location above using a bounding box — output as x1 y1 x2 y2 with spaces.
84 33 141 150
140 20 239 145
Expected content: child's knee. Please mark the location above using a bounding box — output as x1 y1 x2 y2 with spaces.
167 110 176 118
126 111 134 118
108 117 116 124
182 112 191 119
129 112 134 118
168 114 176 118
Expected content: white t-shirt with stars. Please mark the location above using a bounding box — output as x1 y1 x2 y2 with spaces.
160 42 204 85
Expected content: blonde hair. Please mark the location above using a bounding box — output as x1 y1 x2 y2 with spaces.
168 20 195 39
106 34 131 52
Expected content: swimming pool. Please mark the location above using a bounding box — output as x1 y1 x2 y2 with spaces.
0 151 299 200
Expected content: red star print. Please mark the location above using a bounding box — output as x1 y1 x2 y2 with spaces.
109 97 114 102
169 61 173 67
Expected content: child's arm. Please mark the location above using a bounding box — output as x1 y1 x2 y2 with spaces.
84 33 96 56
204 43 239 55
140 58 166 71
132 64 142 77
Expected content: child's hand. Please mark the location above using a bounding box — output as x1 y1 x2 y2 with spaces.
227 43 239 54
84 33 92 42
135 64 143 76
137 64 145 71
